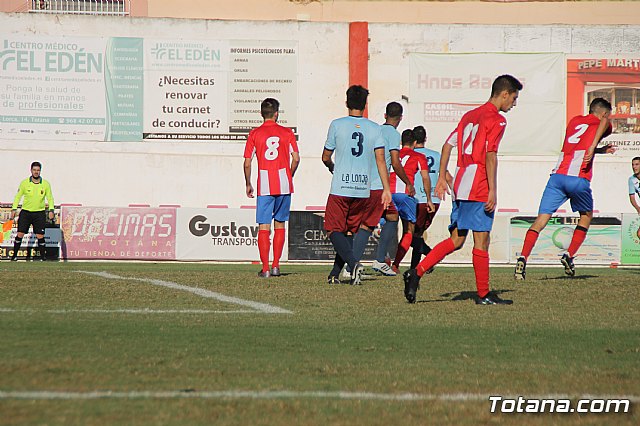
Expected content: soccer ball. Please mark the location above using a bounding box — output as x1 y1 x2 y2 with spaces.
551 227 573 250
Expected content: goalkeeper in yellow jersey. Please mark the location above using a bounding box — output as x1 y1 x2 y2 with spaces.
10 162 55 261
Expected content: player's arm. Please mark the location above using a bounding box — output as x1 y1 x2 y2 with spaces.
630 194 640 214
10 181 25 220
485 151 498 213
45 181 55 220
243 157 254 198
419 169 435 212
375 147 392 209
290 151 300 178
390 150 415 197
435 141 454 200
322 148 335 174
584 117 611 162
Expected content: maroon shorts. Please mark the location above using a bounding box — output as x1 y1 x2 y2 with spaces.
324 194 369 234
415 202 440 233
361 189 398 229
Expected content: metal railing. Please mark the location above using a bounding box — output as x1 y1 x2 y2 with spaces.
29 0 130 16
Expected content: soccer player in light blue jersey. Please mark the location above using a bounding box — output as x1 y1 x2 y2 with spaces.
411 125 447 269
344 102 415 278
322 85 392 285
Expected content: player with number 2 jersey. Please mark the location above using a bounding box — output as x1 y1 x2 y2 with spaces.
514 98 614 281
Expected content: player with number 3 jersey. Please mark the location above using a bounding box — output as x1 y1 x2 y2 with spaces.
244 98 300 278
322 85 392 285
514 98 615 280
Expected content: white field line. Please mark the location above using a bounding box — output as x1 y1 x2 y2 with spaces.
76 271 292 314
0 308 254 314
0 390 637 402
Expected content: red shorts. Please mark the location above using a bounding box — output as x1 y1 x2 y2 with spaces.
361 189 398 229
324 194 369 234
415 203 440 233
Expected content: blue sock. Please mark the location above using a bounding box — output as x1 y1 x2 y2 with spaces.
376 220 398 263
350 228 372 270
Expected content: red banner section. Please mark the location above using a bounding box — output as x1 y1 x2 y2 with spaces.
60 206 176 260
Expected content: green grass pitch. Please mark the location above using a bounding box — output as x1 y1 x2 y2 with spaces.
0 262 638 425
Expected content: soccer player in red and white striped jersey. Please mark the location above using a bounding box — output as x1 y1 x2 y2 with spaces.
403 75 523 305
514 98 615 280
243 98 300 278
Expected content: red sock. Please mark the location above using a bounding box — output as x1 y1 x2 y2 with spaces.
472 248 490 298
521 229 539 259
567 226 587 258
272 228 285 268
416 238 455 277
393 232 413 267
258 230 270 272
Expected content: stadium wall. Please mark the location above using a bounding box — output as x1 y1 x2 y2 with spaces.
1 13 639 218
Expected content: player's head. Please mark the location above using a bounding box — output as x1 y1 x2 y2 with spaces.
261 98 280 120
413 126 427 145
588 97 612 119
346 85 369 111
30 161 41 178
401 129 416 148
490 74 523 112
384 102 403 126
632 157 640 175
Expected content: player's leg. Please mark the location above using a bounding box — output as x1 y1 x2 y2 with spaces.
33 211 47 261
270 195 291 276
11 211 30 261
563 179 595 276
391 194 416 271
516 175 567 280
324 195 361 284
372 207 399 275
403 201 467 303
410 203 427 269
349 190 384 276
256 196 274 277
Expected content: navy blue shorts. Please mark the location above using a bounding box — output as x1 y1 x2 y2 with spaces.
538 174 593 214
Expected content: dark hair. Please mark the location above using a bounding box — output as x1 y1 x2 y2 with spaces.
346 85 369 111
31 161 42 169
491 75 523 97
261 98 280 119
401 129 415 146
589 97 612 114
412 126 427 144
385 102 403 118
632 156 640 162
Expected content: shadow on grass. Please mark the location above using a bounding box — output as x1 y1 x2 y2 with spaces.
537 274 599 281
417 289 514 303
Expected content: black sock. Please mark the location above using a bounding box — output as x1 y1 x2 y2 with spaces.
329 232 357 271
38 237 46 260
329 253 345 278
410 235 422 269
421 241 432 256
12 237 23 259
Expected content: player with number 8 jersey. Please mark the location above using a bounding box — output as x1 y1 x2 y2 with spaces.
244 98 300 278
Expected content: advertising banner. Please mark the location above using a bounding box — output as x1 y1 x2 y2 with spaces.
1 35 297 142
175 208 279 261
408 53 565 155
60 206 176 259
0 207 60 260
423 213 511 264
287 211 392 261
510 215 621 264
620 213 640 265
567 58 640 156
